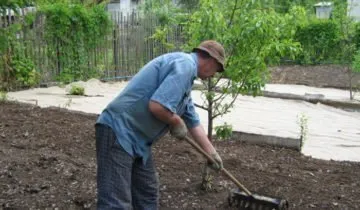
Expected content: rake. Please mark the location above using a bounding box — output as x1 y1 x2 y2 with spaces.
184 136 289 210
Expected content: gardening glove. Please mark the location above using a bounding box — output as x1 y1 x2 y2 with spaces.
208 151 223 172
170 119 188 140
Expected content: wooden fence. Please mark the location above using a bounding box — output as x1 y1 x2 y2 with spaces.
104 12 185 80
0 11 186 85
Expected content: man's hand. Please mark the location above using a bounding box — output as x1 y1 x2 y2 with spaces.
208 151 223 172
170 118 188 140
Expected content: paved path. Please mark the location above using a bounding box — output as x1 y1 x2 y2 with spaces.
8 79 360 162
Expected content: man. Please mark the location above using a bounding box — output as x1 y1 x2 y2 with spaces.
95 40 225 209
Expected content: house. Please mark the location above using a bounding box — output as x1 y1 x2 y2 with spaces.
348 0 360 21
313 1 360 21
106 0 141 15
1 6 36 27
106 0 181 16
314 2 333 19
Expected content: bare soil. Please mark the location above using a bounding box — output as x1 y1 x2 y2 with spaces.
1 101 359 209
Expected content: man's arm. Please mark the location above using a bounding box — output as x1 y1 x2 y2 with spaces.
150 100 223 170
148 100 182 127
149 100 216 155
188 124 216 155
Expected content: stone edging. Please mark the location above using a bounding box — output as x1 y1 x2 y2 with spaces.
263 91 360 111
232 131 301 151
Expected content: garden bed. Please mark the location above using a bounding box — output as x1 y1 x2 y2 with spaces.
0 102 359 209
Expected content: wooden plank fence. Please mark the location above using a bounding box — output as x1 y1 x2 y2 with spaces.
0 11 186 85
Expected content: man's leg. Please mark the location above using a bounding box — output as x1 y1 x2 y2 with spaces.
131 153 159 210
95 124 134 210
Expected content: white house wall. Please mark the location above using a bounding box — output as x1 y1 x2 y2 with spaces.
107 0 139 15
348 0 360 21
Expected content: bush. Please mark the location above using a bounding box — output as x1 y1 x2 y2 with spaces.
69 84 85 95
215 123 232 141
0 91 7 101
12 57 40 87
41 3 111 83
353 22 360 50
295 20 340 64
0 22 40 90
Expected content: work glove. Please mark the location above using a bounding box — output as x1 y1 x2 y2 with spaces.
170 119 188 140
208 151 223 172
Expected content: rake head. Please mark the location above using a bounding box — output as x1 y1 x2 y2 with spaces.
228 189 289 210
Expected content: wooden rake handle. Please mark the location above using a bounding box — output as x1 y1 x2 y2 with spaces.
184 136 252 196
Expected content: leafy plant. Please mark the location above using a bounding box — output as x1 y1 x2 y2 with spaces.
351 49 360 99
12 57 40 87
40 3 111 83
63 97 72 108
0 91 8 102
214 123 232 141
69 84 85 95
139 0 189 55
295 20 340 64
0 19 40 90
332 0 358 99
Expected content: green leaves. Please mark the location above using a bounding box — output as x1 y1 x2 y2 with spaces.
295 20 340 64
215 123 232 141
352 49 360 73
184 0 301 138
69 84 85 95
40 3 111 83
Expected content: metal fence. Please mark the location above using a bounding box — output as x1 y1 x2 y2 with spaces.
0 11 186 86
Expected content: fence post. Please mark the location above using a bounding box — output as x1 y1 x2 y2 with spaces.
113 12 119 77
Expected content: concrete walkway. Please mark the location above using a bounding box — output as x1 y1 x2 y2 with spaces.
7 79 360 162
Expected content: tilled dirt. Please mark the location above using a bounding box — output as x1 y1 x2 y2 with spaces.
0 101 359 209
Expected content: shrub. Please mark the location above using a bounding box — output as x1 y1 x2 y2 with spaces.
215 123 232 141
295 20 340 64
69 84 85 95
0 91 7 102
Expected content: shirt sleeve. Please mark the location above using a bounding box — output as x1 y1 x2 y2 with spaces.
150 59 193 113
182 96 200 129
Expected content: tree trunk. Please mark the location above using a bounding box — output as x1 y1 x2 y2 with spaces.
56 41 61 76
201 78 214 191
207 78 213 141
349 66 353 100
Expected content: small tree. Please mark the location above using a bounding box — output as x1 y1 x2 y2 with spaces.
351 49 360 99
184 0 300 191
185 0 300 141
332 0 357 99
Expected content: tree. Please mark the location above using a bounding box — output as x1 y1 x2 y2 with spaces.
332 0 358 99
0 0 38 90
185 0 300 141
351 50 360 100
184 0 300 191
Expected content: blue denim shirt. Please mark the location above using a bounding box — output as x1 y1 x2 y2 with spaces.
96 52 200 164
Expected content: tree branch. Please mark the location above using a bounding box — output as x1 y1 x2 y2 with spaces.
213 74 223 87
227 0 239 28
212 80 232 103
194 103 208 111
212 93 240 119
211 73 249 119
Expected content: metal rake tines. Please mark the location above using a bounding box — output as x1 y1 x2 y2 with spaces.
228 189 289 210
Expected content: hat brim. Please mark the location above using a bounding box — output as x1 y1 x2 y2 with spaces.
193 47 225 72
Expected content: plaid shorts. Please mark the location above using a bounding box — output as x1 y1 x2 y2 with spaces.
95 124 159 210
